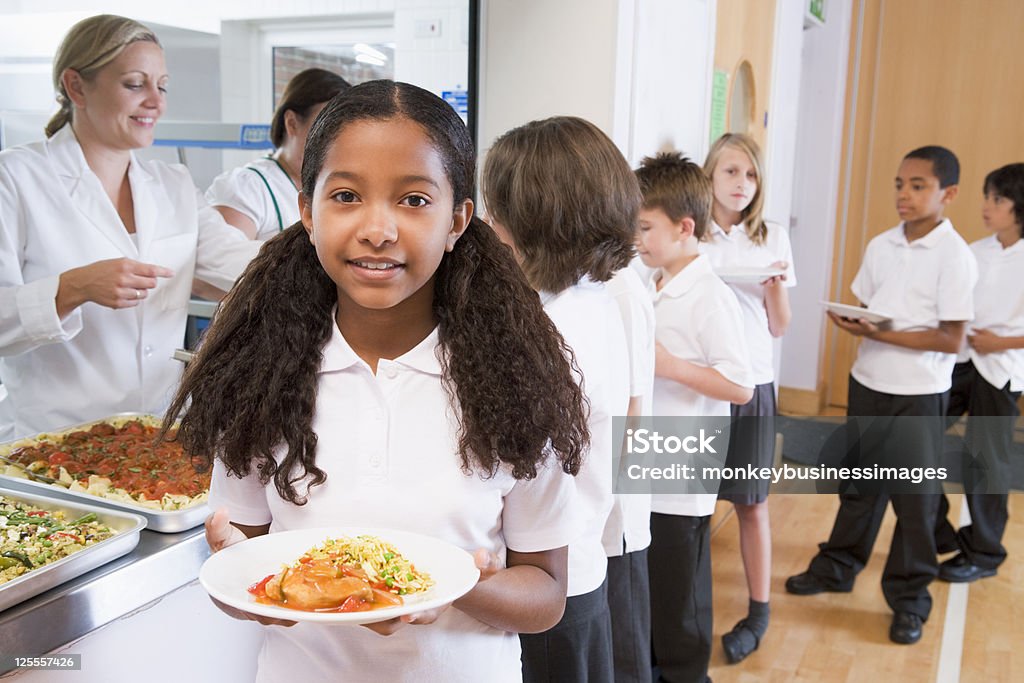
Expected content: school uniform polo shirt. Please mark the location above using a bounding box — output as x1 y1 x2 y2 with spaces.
647 255 753 517
209 318 581 683
700 221 797 385
850 219 977 396
601 267 656 556
541 279 631 596
961 235 1024 391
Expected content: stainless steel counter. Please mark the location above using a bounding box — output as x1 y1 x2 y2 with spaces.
0 527 208 674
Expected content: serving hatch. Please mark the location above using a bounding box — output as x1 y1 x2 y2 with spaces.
0 487 146 612
0 414 209 533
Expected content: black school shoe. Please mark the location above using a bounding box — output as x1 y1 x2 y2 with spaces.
889 611 923 644
784 571 852 595
938 553 998 583
721 619 760 663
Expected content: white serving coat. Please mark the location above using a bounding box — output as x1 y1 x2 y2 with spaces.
0 126 261 439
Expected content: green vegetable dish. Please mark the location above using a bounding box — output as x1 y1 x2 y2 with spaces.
0 494 116 585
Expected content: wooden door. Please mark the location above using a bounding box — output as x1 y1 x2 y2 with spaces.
826 0 1024 408
713 0 777 150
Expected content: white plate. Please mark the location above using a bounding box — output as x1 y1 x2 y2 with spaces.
199 526 480 624
715 266 785 284
821 301 893 324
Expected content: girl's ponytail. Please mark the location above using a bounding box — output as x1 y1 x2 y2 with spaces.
163 224 336 505
435 217 589 479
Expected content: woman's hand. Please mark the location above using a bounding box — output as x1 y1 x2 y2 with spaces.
204 508 291 626
761 260 789 287
362 548 502 636
56 257 174 318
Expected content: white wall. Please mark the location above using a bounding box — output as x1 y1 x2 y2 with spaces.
479 0 716 166
394 0 470 99
478 0 622 155
778 0 853 392
0 12 89 113
625 0 716 166
762 0 804 226
0 1 399 34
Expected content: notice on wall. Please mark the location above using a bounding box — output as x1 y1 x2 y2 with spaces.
442 89 469 124
709 69 728 145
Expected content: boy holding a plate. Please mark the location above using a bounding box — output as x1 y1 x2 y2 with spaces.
786 146 977 646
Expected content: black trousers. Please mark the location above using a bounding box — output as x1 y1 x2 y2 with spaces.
607 549 652 683
936 360 1020 569
520 579 613 683
807 376 946 619
648 513 712 683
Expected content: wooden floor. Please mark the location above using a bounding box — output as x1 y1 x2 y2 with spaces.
705 492 1023 682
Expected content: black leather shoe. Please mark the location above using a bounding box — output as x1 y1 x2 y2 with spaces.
889 611 923 644
938 553 997 583
785 571 851 595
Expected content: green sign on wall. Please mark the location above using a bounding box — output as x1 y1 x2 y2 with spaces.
709 69 728 145
809 0 825 23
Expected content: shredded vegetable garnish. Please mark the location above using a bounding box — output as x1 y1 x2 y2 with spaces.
292 535 434 596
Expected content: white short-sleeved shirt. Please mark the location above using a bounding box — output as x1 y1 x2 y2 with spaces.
700 220 797 385
601 267 655 556
205 157 299 240
541 279 630 595
850 220 977 395
210 320 580 683
959 235 1024 391
647 255 753 517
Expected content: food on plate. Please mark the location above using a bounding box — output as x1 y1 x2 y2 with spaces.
0 494 116 585
249 535 435 612
1 418 209 511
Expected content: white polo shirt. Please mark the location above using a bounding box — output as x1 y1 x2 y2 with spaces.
647 255 753 517
205 157 299 239
209 320 580 683
601 267 655 557
850 219 977 396
959 235 1024 391
541 279 630 596
700 220 797 385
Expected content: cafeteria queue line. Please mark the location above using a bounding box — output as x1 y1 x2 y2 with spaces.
1 12 1022 683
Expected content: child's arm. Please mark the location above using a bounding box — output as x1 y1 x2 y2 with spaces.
452 546 568 633
205 506 270 550
968 329 1024 353
827 312 966 353
204 508 293 627
655 341 754 404
763 260 792 337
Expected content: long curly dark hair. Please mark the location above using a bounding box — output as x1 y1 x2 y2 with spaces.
163 80 589 504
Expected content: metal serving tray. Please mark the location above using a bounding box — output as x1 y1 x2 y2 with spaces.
0 486 146 612
0 414 209 533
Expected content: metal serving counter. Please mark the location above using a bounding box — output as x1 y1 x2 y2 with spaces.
0 527 208 674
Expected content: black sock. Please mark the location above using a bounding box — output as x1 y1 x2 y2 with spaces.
745 599 770 638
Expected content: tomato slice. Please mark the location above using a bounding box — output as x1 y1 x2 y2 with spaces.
248 574 275 598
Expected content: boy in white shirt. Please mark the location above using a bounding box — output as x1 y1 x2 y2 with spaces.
483 116 635 683
635 152 754 683
935 162 1024 582
602 265 657 683
786 146 976 646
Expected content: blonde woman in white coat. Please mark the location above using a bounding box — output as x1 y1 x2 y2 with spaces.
0 15 260 439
